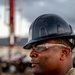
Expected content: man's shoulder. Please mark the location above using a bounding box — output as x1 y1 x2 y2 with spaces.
66 68 75 75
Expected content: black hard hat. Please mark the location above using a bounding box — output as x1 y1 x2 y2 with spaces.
23 14 75 49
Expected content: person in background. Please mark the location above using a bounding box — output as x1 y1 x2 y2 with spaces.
23 14 75 75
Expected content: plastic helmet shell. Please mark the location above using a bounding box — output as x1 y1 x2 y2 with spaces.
23 14 75 49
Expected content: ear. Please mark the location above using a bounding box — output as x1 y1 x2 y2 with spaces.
60 47 71 60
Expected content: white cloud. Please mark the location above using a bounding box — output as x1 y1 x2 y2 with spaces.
0 5 31 38
0 6 9 38
15 11 31 37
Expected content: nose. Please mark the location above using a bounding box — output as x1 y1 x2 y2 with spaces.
30 49 38 58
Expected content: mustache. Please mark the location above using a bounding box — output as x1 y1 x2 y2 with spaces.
31 59 39 64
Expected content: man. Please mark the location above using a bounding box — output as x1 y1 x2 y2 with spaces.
23 14 75 75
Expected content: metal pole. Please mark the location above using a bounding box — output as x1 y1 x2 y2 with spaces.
9 0 14 40
9 0 15 74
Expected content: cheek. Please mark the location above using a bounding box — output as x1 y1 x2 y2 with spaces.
39 52 52 68
38 53 53 73
39 51 61 68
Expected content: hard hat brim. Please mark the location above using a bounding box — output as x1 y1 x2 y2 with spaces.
23 33 75 49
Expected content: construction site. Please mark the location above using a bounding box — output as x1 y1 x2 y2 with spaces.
0 0 33 75
0 0 75 75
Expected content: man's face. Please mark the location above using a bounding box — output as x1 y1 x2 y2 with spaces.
30 40 65 75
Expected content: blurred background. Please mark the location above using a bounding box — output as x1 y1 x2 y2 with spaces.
0 0 75 75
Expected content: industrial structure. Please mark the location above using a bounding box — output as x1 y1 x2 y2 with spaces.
0 0 31 74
